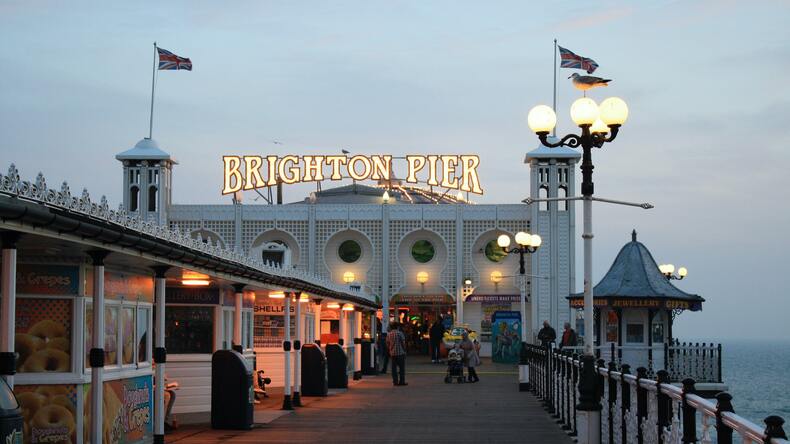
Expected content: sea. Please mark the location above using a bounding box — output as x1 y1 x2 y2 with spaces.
717 339 790 426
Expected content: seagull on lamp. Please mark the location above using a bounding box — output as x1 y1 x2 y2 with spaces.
569 73 612 96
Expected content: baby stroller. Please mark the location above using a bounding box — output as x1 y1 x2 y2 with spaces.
444 347 465 383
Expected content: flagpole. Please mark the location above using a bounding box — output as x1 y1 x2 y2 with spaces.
149 42 157 139
552 38 557 137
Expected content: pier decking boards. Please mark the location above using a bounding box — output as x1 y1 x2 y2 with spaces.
169 357 573 444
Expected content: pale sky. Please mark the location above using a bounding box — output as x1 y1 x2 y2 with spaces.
1 1 788 340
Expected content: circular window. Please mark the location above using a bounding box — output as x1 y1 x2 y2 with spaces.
338 240 362 263
411 240 435 263
485 240 507 263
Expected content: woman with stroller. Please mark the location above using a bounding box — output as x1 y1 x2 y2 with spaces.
459 331 480 383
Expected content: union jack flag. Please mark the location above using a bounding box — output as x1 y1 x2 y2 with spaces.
558 46 598 74
157 47 192 71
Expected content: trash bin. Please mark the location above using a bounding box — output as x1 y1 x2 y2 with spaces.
301 343 328 396
211 350 254 430
361 339 376 375
325 343 348 389
0 378 22 444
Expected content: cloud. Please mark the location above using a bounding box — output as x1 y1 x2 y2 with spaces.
551 5 635 32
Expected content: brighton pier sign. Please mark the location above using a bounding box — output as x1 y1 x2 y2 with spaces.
222 154 483 195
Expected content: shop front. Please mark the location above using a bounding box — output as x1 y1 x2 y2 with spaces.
164 285 255 415
12 261 156 444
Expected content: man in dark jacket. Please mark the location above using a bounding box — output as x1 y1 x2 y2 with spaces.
429 318 445 363
559 322 578 349
537 320 557 348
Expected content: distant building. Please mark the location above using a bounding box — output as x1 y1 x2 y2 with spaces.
116 137 580 355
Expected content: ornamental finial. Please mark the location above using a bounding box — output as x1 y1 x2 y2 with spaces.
632 229 637 242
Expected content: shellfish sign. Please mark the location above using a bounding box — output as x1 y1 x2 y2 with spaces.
222 154 484 195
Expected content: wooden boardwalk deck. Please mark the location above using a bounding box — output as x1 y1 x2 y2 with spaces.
168 356 573 444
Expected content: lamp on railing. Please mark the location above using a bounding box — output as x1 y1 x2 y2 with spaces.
497 231 540 392
659 264 687 280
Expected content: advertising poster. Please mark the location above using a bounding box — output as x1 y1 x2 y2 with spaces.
480 302 511 338
491 311 521 364
15 298 72 373
84 375 153 444
15 384 77 444
103 271 154 303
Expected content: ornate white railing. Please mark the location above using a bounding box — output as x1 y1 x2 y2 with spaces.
525 344 789 444
0 164 373 303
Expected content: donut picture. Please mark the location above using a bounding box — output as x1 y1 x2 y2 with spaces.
15 298 72 374
13 384 77 444
22 349 70 373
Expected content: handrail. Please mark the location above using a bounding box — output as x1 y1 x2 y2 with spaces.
523 343 789 444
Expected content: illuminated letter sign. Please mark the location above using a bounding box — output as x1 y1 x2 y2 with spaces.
221 154 483 195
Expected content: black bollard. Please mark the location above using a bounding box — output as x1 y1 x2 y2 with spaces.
764 415 788 441
681 378 698 444
715 392 734 444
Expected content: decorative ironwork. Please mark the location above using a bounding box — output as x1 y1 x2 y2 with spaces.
0 164 372 302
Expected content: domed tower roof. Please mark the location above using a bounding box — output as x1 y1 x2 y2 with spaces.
524 136 582 162
569 230 704 311
116 138 176 163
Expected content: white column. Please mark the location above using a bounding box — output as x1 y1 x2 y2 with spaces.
369 312 376 370
354 309 362 379
233 285 243 349
1 234 18 388
381 204 390 332
455 204 464 324
313 299 322 344
89 251 108 444
339 309 347 348
293 295 302 406
281 293 293 409
153 267 167 444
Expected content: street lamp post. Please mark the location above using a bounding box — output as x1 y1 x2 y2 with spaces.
497 231 541 391
527 96 629 444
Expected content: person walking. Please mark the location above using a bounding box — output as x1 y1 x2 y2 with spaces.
378 327 389 374
459 331 480 383
429 318 445 363
386 322 407 386
559 322 578 350
537 320 557 348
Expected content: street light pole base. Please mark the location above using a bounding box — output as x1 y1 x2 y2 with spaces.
518 364 530 392
281 394 293 410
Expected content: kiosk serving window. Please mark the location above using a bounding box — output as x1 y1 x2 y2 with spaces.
165 306 214 354
84 270 154 369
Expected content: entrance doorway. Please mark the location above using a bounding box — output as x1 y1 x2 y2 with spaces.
389 294 455 355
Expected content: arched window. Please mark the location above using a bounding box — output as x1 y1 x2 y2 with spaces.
129 186 139 212
558 186 568 211
148 186 158 212
539 186 549 211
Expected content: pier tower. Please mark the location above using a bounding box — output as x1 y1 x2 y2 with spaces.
116 138 176 225
526 140 580 337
